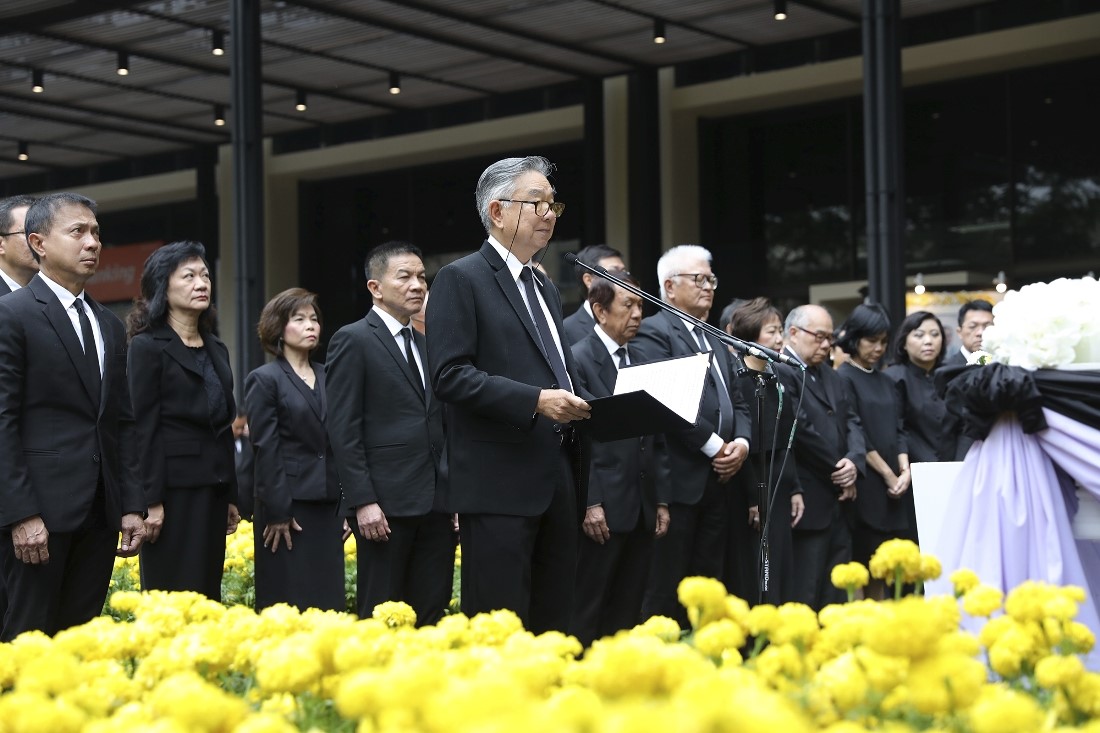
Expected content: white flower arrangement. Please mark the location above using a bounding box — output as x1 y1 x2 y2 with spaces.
981 276 1100 370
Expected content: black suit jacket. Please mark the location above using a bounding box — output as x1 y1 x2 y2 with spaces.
571 331 658 532
775 348 866 532
427 241 589 517
563 303 595 346
128 323 237 506
244 359 341 523
0 279 11 296
0 276 144 531
942 348 966 367
630 309 752 506
326 308 443 517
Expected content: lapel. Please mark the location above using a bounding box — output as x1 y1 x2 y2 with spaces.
314 361 328 420
666 311 701 356
367 309 426 404
479 241 548 366
278 357 324 423
155 322 203 378
591 335 618 395
29 276 99 407
86 295 114 415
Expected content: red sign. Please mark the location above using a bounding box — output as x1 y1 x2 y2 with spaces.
85 241 163 304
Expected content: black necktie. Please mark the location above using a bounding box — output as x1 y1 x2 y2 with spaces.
73 298 101 405
400 327 424 395
694 325 733 437
614 346 627 370
519 267 572 392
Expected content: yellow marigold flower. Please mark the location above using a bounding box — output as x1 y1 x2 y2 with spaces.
752 643 812 690
1036 653 1086 689
632 615 683 643
815 651 869 713
233 712 300 733
677 576 729 630
746 604 780 638
830 562 869 591
968 684 1046 733
1066 621 1096 654
724 595 751 629
854 647 910 693
1066 671 1100 717
863 596 957 660
919 554 942 581
868 538 922 582
370 600 417 628
468 609 524 645
768 603 819 648
693 619 746 662
0 690 87 733
907 652 986 715
950 568 980 596
255 633 324 694
109 590 142 614
962 584 1004 618
988 623 1039 679
145 671 249 731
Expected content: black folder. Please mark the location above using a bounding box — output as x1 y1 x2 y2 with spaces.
580 389 698 442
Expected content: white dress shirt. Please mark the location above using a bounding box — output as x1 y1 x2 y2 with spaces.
38 272 104 376
373 305 425 390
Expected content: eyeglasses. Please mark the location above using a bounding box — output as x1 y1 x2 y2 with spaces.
498 199 565 218
672 272 718 290
795 326 835 344
0 230 24 237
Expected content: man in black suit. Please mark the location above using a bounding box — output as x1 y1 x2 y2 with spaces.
327 241 452 626
0 192 145 640
563 244 625 345
631 244 752 627
427 155 590 633
569 271 669 647
943 300 994 367
776 304 865 610
0 195 37 296
0 195 37 629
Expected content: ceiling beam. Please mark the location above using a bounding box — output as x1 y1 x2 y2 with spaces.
584 0 754 48
280 0 596 79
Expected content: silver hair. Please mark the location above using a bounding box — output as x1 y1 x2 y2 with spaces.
656 244 712 303
475 156 555 234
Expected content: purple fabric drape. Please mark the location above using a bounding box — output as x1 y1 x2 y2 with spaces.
926 408 1100 669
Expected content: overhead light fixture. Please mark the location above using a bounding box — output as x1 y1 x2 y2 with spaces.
295 90 307 112
117 51 130 76
913 273 925 296
994 271 1008 294
211 30 225 56
31 69 44 93
388 71 401 95
653 18 666 44
213 105 226 126
774 0 788 20
17 142 29 161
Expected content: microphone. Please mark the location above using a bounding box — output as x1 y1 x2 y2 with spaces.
566 252 805 370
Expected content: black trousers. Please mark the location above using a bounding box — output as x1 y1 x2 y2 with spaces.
1 480 114 641
790 505 852 610
570 513 654 648
356 511 455 626
641 475 728 628
459 452 578 634
140 484 229 600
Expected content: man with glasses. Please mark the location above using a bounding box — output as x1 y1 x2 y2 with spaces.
426 156 589 634
0 195 37 295
631 244 752 628
777 304 865 610
0 195 38 626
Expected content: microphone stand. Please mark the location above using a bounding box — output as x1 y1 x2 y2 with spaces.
750 366 776 605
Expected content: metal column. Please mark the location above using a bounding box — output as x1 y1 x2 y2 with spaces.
862 0 906 326
627 69 661 309
230 0 266 392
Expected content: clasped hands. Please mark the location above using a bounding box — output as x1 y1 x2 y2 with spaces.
12 511 148 565
712 440 748 483
832 458 858 501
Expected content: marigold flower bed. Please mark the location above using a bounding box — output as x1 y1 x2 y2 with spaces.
1 530 1097 732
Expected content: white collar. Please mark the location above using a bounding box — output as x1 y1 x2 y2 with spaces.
594 324 624 360
0 268 21 292
487 235 535 284
372 304 411 338
38 272 87 310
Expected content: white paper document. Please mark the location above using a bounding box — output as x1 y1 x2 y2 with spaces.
614 352 711 426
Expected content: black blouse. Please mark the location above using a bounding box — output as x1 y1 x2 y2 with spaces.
884 361 951 462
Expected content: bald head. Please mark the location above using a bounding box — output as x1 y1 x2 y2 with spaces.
784 304 834 366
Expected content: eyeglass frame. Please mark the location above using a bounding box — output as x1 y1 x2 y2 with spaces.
670 272 718 290
498 199 565 218
794 325 835 344
0 230 25 237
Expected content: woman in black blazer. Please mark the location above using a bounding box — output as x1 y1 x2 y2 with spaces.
245 288 345 612
127 241 239 600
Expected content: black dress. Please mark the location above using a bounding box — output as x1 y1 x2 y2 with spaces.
725 363 801 605
838 363 913 563
884 361 951 462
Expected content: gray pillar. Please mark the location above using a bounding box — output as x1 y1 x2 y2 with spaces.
862 0 906 326
627 69 661 311
231 0 266 392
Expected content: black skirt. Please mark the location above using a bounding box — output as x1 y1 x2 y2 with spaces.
254 498 346 612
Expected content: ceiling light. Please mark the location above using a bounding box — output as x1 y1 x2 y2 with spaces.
913 273 925 296
212 30 225 56
295 90 307 112
213 105 226 126
653 19 666 44
774 0 788 20
17 142 29 161
994 271 1007 294
117 51 130 76
31 69 44 93
388 71 401 95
